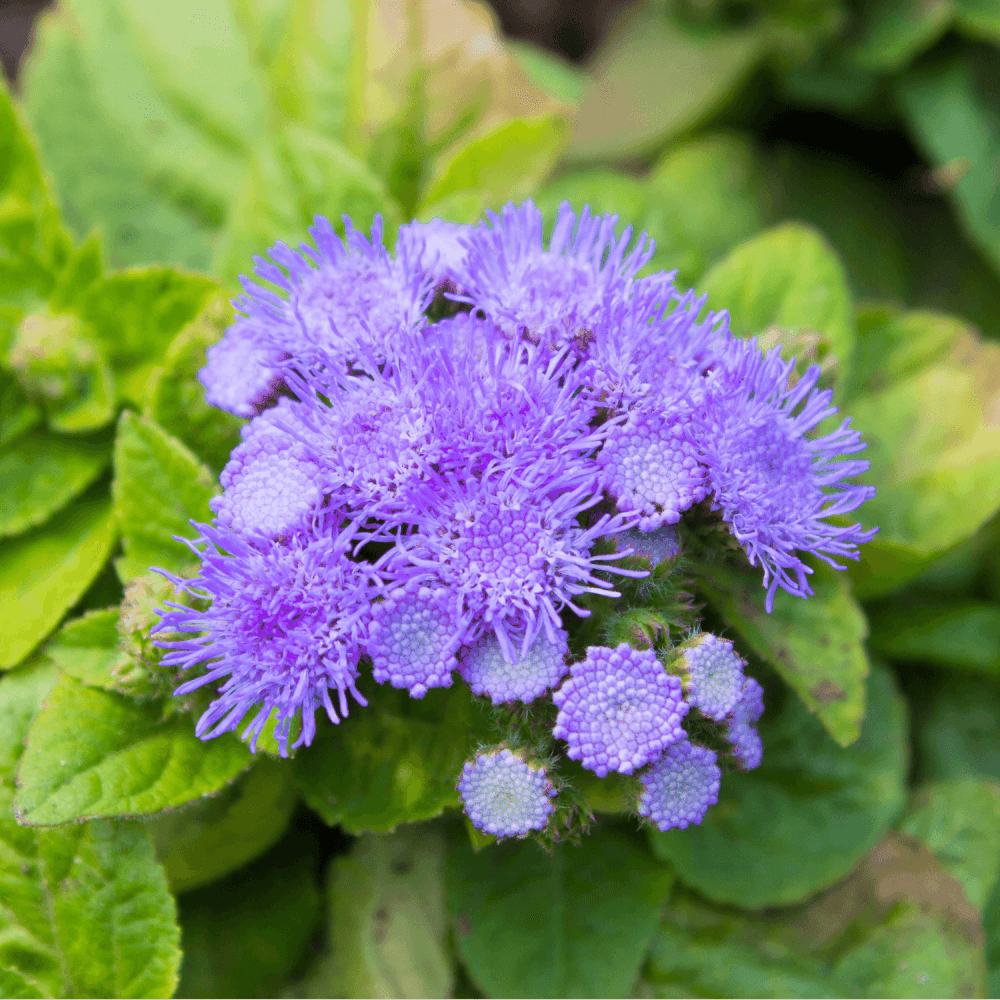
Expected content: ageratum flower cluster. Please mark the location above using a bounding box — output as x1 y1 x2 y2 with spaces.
153 201 876 840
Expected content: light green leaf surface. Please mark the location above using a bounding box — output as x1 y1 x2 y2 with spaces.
147 757 297 894
15 673 252 826
698 562 870 746
867 598 1000 676
214 125 399 287
0 660 181 999
650 661 908 909
508 41 587 107
176 823 321 999
44 607 127 690
846 0 953 71
0 432 111 538
567 6 763 163
21 7 214 270
643 132 774 288
300 825 452 999
699 221 855 378
956 0 1000 40
112 411 217 583
447 824 673 998
420 114 568 216
294 681 493 833
897 53 1000 276
145 296 245 472
0 498 116 669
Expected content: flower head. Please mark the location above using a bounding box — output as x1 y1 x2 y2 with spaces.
458 200 654 353
366 582 461 698
638 741 721 831
698 342 877 611
459 624 569 705
396 218 473 290
726 676 765 770
153 515 384 756
457 748 557 838
674 633 746 721
552 643 688 777
199 318 286 418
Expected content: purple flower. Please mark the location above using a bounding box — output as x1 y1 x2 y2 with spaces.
457 200 654 353
153 515 387 756
457 748 557 838
697 342 877 611
726 676 765 770
396 218 473 290
366 582 461 698
552 643 688 777
638 740 721 831
674 633 746 722
199 318 286 418
211 399 324 539
458 623 569 705
201 216 434 416
615 525 681 566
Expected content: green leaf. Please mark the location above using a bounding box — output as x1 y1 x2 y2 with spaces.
650 661 909 909
15 673 252 826
300 825 453 999
214 125 400 288
144 295 245 471
21 7 215 270
44 608 127 690
294 681 493 833
867 598 1000 676
508 41 587 107
899 780 1000 911
0 663 181 998
845 0 953 72
0 498 116 669
955 0 1000 41
419 114 568 216
698 562 870 746
643 132 775 288
896 52 1000 276
843 328 1000 597
0 431 111 538
147 756 297 894
176 821 322 999
699 222 855 380
0 968 45 999
446 823 674 998
567 6 763 163
0 371 42 450
74 267 219 404
534 169 648 235
112 410 218 584
914 675 1000 783
0 80 72 305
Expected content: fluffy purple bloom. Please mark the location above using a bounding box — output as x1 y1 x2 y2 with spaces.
366 583 461 698
459 624 569 705
458 200 654 353
675 633 746 722
615 525 680 566
201 216 434 417
552 643 688 777
638 740 721 831
200 319 286 418
211 399 323 539
698 342 877 611
396 218 472 290
153 515 385 756
726 676 765 770
457 748 557 838
397 464 642 659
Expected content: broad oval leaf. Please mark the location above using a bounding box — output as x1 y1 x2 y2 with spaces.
650 661 908 909
112 410 217 584
15 673 252 826
0 431 111 538
446 823 674 999
0 498 116 669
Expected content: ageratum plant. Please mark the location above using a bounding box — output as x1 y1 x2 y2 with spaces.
152 200 876 840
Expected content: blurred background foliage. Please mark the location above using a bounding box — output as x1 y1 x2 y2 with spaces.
3 0 1000 997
